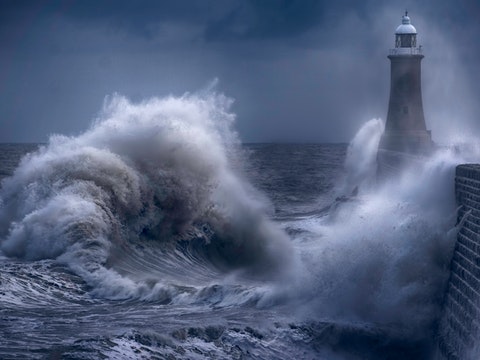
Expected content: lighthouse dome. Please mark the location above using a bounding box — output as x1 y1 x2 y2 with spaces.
395 13 417 34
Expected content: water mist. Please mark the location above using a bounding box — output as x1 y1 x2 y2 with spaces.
0 92 293 301
280 119 467 346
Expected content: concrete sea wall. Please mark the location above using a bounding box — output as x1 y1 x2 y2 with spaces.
437 164 480 359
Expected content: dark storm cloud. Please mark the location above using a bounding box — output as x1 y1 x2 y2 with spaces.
203 0 325 41
58 0 216 38
0 0 479 143
0 0 209 39
0 0 374 46
0 0 338 40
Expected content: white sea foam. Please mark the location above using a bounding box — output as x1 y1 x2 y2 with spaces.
0 92 475 350
280 119 475 340
343 118 384 194
0 91 293 300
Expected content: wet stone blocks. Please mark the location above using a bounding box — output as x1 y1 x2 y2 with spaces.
437 164 480 360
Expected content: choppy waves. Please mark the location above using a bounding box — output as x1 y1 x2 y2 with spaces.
0 92 292 303
276 119 476 346
1 94 479 358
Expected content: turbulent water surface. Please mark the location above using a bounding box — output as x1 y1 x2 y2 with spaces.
0 93 471 359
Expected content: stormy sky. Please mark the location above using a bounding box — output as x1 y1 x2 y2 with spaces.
1 0 479 143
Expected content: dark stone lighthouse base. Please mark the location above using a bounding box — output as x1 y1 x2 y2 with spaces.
379 130 433 154
377 129 435 178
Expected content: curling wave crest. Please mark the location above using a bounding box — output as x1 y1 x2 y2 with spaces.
0 92 292 301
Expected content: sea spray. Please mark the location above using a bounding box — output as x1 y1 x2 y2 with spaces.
279 120 466 344
0 122 474 358
343 118 384 194
0 92 293 300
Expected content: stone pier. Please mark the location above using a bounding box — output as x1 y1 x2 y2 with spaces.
437 164 480 359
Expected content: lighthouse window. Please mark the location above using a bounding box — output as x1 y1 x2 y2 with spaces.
403 106 409 114
400 35 409 47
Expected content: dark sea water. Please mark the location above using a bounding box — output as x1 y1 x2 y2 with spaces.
0 94 467 359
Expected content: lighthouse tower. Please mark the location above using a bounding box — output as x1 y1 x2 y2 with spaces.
378 12 433 155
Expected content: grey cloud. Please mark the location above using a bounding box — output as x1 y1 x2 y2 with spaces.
0 0 479 143
204 0 325 41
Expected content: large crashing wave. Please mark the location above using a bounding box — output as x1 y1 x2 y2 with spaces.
0 92 292 299
276 118 472 342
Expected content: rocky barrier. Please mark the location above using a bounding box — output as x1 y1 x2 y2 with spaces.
437 164 480 359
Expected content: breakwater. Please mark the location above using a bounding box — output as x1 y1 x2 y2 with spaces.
437 164 480 359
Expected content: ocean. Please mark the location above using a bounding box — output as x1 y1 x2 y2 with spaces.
0 93 470 359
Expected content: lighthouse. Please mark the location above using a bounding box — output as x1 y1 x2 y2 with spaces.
378 12 433 157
